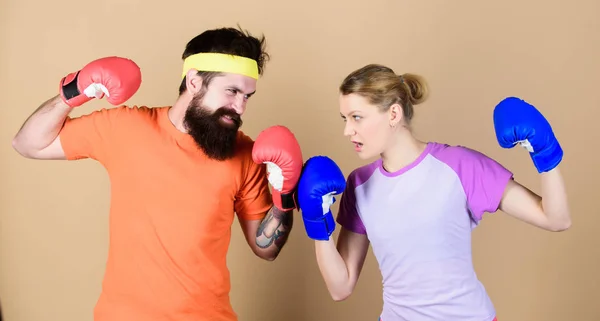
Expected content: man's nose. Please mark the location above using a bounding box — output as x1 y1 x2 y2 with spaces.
231 95 246 115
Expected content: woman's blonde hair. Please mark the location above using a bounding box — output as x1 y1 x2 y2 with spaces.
339 64 429 124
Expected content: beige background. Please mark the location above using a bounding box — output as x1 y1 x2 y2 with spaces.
1 0 599 320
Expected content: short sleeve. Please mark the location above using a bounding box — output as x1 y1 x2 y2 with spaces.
336 171 367 235
233 139 273 221
59 107 123 163
435 145 514 222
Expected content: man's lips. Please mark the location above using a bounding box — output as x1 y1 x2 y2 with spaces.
219 114 241 126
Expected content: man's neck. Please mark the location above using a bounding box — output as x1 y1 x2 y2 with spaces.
380 131 428 173
168 94 192 133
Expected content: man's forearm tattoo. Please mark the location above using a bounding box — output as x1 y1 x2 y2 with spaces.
255 206 293 250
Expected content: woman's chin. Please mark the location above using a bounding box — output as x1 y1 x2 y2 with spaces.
355 149 373 160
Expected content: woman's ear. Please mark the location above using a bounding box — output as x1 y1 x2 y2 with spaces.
388 103 403 127
185 69 203 95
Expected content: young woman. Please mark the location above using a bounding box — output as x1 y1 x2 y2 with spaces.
297 64 571 321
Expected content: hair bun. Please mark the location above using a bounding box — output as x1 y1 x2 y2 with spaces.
401 73 429 105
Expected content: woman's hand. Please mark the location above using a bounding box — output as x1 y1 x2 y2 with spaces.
493 97 570 231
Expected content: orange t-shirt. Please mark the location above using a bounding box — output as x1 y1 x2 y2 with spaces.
59 105 273 321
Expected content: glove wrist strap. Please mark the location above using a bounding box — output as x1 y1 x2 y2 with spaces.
302 211 335 241
531 139 563 173
272 189 298 211
59 71 90 108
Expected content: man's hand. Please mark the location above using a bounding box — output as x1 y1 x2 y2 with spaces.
245 125 302 260
60 56 142 108
252 125 303 211
12 56 142 160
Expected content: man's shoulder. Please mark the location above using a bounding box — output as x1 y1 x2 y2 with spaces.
90 105 170 126
235 130 256 153
236 130 255 143
102 105 167 117
230 131 260 173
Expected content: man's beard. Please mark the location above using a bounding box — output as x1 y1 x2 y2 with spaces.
183 94 243 161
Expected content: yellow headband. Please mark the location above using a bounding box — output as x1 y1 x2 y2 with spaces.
181 53 259 80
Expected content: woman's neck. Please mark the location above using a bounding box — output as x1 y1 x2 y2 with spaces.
380 131 428 173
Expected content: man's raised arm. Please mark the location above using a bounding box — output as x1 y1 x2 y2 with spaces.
12 56 141 160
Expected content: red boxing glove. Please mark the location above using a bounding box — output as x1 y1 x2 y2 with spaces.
59 56 142 108
252 125 303 211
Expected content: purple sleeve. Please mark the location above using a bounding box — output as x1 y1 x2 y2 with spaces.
335 171 367 235
433 145 514 222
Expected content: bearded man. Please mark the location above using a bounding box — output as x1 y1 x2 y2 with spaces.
12 26 303 321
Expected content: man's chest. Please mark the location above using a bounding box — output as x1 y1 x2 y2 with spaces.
107 137 245 226
116 135 240 189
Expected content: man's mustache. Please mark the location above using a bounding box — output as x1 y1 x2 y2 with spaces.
214 107 242 127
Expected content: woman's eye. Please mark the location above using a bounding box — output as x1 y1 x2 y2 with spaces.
353 115 361 120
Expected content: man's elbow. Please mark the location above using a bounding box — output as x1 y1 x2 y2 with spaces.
11 137 33 158
257 253 277 262
254 249 279 262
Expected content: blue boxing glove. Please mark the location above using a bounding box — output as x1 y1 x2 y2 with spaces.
493 96 563 173
297 156 346 241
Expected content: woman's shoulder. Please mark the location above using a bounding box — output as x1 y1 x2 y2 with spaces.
427 141 497 164
427 141 511 182
346 159 381 188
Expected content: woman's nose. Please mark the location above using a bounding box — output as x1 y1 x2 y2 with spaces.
343 122 355 137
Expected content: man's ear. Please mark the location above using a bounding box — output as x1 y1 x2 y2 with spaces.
388 103 404 127
185 69 203 95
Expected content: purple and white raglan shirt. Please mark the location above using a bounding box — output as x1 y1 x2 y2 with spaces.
336 142 514 321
